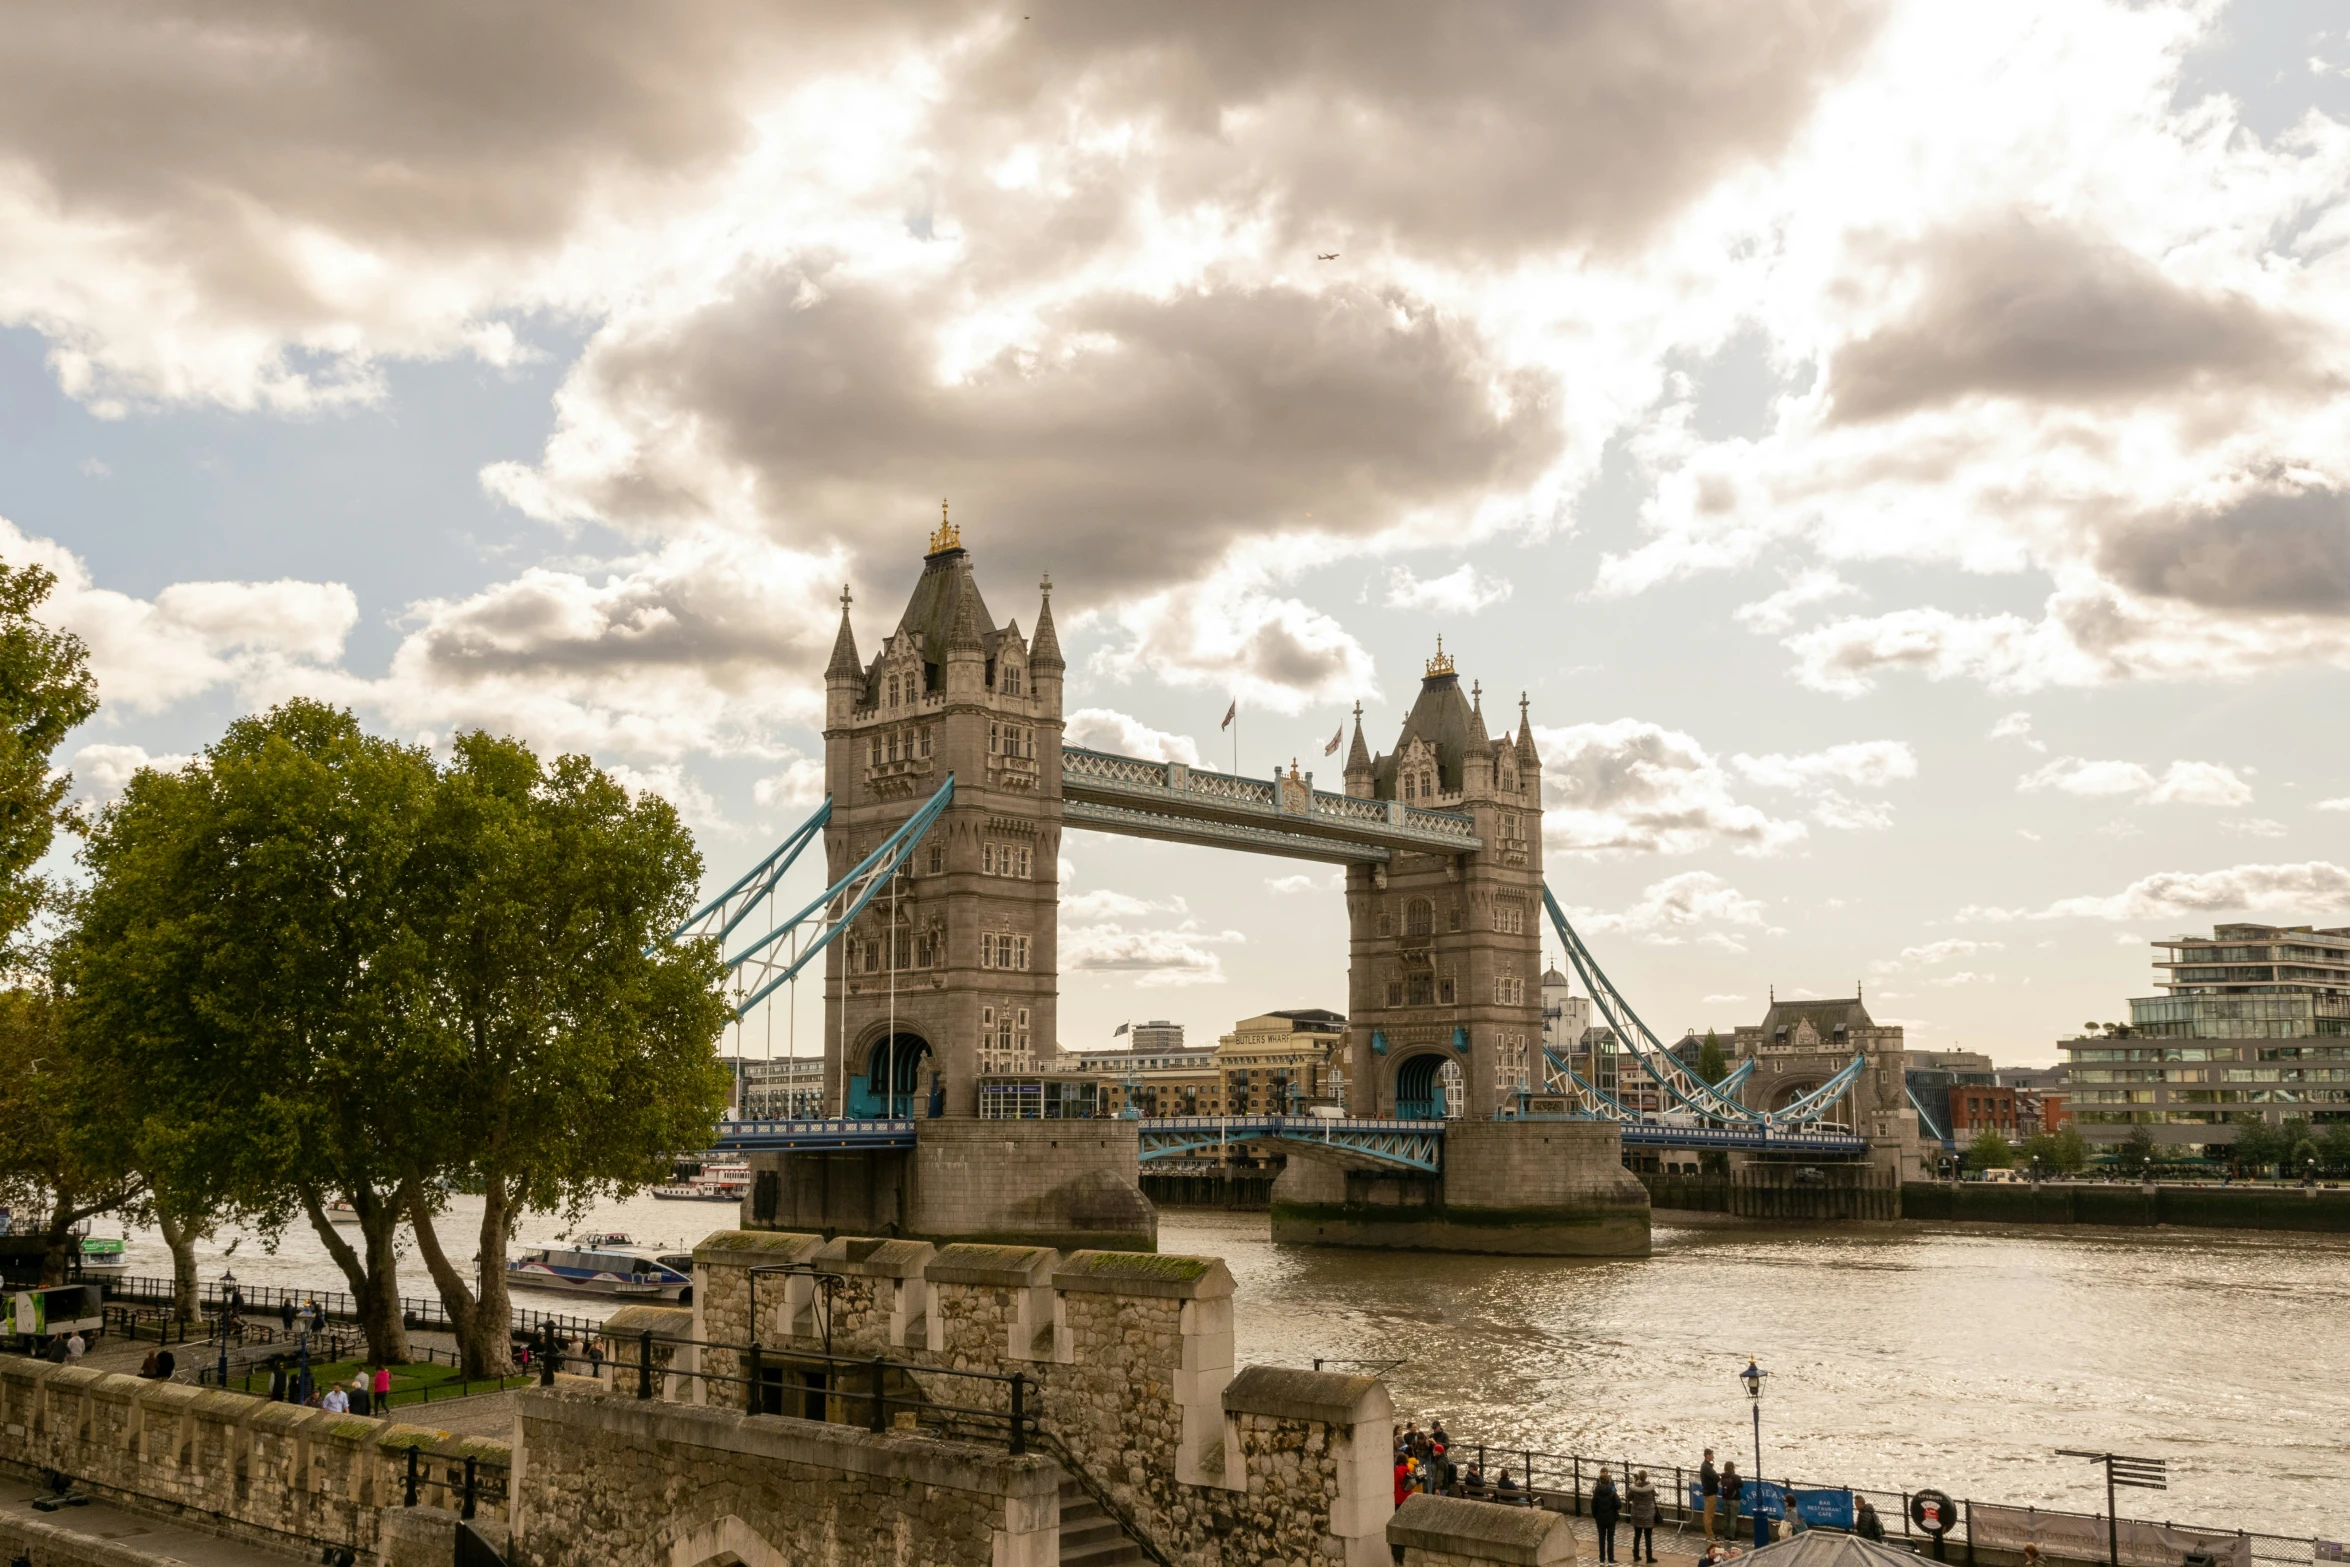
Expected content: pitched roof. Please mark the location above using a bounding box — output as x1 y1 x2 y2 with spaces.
1753 996 1878 1038
825 598 862 681
1371 670 1477 795
885 545 998 691
1031 582 1064 669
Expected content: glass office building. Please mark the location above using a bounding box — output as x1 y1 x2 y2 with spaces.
2062 924 2350 1154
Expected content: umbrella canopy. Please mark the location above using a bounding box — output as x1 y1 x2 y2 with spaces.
1733 1534 1923 1567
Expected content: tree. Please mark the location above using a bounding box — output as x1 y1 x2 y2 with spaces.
1696 1030 1727 1086
2228 1117 2285 1177
396 733 731 1377
1965 1130 2014 1171
2020 1128 2084 1176
72 701 440 1363
2111 1125 2158 1177
0 960 143 1282
0 562 98 960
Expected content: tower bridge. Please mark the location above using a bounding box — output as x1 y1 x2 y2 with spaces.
689 523 1895 1256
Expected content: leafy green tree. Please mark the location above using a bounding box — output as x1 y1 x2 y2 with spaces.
0 959 144 1283
2322 1121 2350 1176
2228 1117 2284 1177
2111 1125 2158 1177
1697 1030 1727 1086
1966 1130 2014 1171
0 562 98 959
72 701 439 1362
2020 1128 2086 1176
396 733 730 1377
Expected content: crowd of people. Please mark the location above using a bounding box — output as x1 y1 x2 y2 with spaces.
1393 1424 1894 1561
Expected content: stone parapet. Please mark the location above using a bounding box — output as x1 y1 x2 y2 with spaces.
910 1118 1157 1252
510 1382 1060 1567
1389 1493 1576 1566
0 1360 508 1561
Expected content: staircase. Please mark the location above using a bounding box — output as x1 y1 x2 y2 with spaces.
1058 1476 1145 1567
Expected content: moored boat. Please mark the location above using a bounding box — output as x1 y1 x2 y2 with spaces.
506 1242 693 1300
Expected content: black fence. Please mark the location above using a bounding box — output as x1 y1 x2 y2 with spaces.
1404 1431 2314 1566
576 1325 1041 1455
395 1442 509 1522
101 1274 606 1343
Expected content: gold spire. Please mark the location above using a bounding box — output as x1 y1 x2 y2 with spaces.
1424 634 1455 678
929 498 962 555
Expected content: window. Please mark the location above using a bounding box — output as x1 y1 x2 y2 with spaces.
1379 911 1393 937
982 842 1031 878
1493 905 1525 935
1005 664 1023 696
868 738 880 767
983 843 997 875
914 931 937 968
927 844 944 874
887 674 900 707
887 730 900 763
1403 775 1416 802
981 932 1032 971
1407 974 1434 1006
1495 973 1525 1006
1387 981 1404 1007
1438 977 1456 1005
989 722 1001 755
1449 905 1462 932
920 727 933 759
1406 899 1433 937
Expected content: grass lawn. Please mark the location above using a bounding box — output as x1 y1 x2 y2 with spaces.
241 1355 531 1408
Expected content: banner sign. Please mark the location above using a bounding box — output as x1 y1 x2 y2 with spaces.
1971 1504 2252 1567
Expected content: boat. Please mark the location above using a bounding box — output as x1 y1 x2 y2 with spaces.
652 1160 749 1202
325 1199 362 1225
505 1242 694 1300
76 1233 129 1280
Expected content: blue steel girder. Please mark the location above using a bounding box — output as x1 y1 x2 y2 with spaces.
1136 1115 1445 1174
1618 1122 1870 1155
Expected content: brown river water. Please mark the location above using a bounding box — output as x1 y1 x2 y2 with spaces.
103 1200 2348 1540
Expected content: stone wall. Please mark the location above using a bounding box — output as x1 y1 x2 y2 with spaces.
691 1229 1395 1567
510 1382 1060 1567
1389 1493 1576 1566
1272 1121 1651 1257
0 1360 510 1559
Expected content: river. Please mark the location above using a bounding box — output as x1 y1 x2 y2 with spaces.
95 1203 2347 1540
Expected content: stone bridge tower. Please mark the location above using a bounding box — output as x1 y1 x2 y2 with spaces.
1339 642 1545 1121
821 513 1064 1118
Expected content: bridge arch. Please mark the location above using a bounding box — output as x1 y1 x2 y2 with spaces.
848 1028 932 1118
665 1514 788 1567
1392 1050 1464 1122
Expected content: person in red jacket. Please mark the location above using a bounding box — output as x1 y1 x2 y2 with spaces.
1395 1457 1413 1506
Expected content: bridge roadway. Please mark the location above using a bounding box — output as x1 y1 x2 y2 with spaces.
710 1115 1871 1169
1060 746 1484 863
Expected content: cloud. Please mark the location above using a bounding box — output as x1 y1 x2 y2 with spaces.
606 763 735 837
1988 711 2044 752
1062 890 1185 923
0 515 354 713
2321 798 2350 813
1825 217 2315 423
1703 993 1749 1004
1535 719 1807 857
1927 970 1995 987
1092 564 1376 715
70 742 198 806
1874 937 2003 972
1060 907 1241 987
1264 874 1319 895
752 755 827 813
1384 564 1512 615
1732 740 1916 791
2017 757 2253 807
2101 487 2350 617
1566 870 1772 949
2221 818 2288 838
2034 861 2350 920
1064 709 1202 767
1733 567 1859 634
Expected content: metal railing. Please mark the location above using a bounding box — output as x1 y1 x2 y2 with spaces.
102 1275 606 1343
397 1443 510 1521
576 1327 1042 1455
1397 1431 2317 1565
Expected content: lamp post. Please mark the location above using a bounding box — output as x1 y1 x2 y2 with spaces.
1740 1359 1768 1547
215 1268 237 1386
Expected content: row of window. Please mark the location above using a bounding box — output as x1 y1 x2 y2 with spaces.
982 841 1034 877
981 1004 1032 1059
989 723 1036 760
1380 975 1528 1007
979 932 1032 971
868 727 934 767
1492 905 1526 935
851 930 938 974
878 663 1034 705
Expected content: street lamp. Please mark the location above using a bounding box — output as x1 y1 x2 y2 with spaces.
216 1268 236 1387
1740 1358 1768 1547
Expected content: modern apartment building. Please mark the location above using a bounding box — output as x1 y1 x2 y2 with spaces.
2061 923 2350 1154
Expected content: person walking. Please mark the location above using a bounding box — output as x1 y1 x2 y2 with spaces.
1699 1449 1720 1540
279 1298 296 1335
1856 1498 1885 1542
1592 1467 1623 1563
1627 1469 1659 1563
63 1331 84 1362
1721 1460 1744 1542
1394 1455 1413 1508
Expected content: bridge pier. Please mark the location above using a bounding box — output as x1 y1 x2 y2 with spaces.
743 1117 1157 1252
1269 1120 1651 1257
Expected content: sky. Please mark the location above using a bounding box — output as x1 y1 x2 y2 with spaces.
4 0 2349 1068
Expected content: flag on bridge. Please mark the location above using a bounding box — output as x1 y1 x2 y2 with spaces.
1323 723 1342 756
1220 700 1236 730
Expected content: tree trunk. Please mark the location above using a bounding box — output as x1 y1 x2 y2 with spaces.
155 1208 204 1321
38 1209 76 1286
406 1174 514 1380
303 1184 411 1364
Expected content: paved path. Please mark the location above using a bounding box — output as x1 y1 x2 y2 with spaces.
0 1474 312 1565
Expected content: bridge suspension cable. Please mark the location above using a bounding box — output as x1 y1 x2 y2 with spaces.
672 777 956 1021
1540 884 1864 1131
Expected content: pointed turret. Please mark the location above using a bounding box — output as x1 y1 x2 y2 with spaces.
1343 701 1373 797
1031 574 1065 670
1515 691 1539 770
1463 679 1495 794
825 585 863 726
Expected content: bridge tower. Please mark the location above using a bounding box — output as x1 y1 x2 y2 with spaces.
1339 642 1545 1120
820 510 1064 1119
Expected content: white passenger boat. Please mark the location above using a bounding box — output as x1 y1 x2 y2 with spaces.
652 1160 749 1202
505 1241 694 1300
